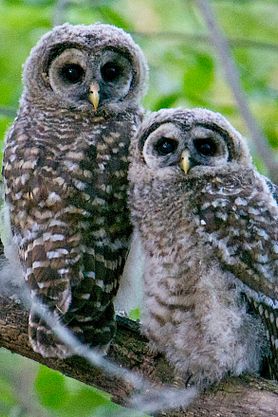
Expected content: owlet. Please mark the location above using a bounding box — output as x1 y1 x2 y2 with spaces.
129 108 278 385
2 23 147 358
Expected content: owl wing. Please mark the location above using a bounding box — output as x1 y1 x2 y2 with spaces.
67 133 133 347
197 171 278 377
265 176 278 204
3 127 82 357
57 118 135 350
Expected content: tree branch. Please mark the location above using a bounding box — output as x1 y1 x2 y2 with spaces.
132 31 278 54
196 0 278 184
0 295 277 416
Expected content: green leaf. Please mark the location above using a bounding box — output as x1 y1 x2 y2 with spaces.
35 366 68 410
55 386 112 417
0 377 17 407
35 366 118 417
183 53 215 98
97 6 132 30
151 93 180 111
252 155 268 177
0 116 12 171
129 307 141 321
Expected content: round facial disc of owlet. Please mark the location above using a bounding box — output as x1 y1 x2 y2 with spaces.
129 107 278 386
2 23 148 358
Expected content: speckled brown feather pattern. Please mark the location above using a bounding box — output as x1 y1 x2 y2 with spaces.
129 108 278 385
3 23 147 357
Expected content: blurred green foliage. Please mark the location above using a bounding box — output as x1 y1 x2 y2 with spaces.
34 366 129 417
0 0 278 416
1 0 278 152
0 348 147 417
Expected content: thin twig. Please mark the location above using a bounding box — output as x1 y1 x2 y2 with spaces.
2 29 278 53
196 0 278 183
0 107 17 118
132 31 278 53
53 0 71 27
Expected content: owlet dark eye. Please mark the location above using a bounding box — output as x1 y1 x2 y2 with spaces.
61 64 85 83
193 138 218 157
101 62 121 82
155 137 178 156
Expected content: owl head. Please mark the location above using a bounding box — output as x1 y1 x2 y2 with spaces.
22 23 148 114
129 108 252 184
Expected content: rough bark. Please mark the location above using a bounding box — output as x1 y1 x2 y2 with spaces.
0 295 277 416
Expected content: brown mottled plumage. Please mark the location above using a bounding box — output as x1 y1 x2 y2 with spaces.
129 108 278 385
2 23 147 358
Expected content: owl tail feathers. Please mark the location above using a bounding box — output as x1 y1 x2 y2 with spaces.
28 302 117 358
28 309 73 359
67 301 117 354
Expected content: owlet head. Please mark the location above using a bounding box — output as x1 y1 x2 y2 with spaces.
132 108 251 180
23 23 148 113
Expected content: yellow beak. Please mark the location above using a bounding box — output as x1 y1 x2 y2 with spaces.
88 82 100 111
180 150 190 174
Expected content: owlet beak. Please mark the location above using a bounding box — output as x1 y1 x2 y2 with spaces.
88 82 100 111
180 150 190 174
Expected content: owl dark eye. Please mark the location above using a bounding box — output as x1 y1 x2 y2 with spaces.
60 64 85 83
101 62 121 82
193 138 218 157
155 137 178 156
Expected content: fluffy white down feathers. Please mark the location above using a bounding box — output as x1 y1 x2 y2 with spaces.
128 108 278 385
